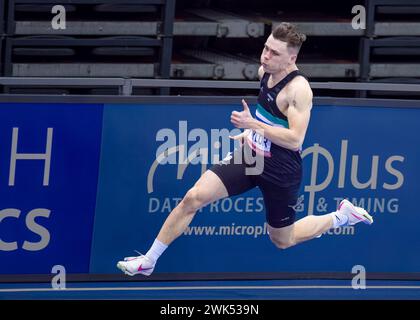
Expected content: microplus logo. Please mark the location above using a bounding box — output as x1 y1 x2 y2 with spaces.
301 140 404 215
147 124 405 216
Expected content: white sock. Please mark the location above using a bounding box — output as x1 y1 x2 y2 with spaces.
330 211 348 228
145 239 168 263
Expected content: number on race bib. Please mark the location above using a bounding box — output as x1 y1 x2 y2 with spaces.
247 130 272 157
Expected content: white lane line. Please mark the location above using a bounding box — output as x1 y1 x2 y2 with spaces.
1 285 420 293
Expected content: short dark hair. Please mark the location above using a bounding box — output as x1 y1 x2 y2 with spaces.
272 22 306 52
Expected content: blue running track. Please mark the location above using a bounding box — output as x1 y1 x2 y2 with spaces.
1 279 420 300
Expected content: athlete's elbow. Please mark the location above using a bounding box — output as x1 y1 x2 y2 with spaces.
289 137 302 151
280 139 299 151
289 141 300 151
292 133 306 150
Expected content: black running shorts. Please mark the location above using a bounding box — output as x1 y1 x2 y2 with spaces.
209 148 301 228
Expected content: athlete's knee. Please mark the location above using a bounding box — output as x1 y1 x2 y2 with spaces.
182 187 206 212
269 234 296 250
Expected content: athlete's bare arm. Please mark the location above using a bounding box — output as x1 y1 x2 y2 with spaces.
229 66 264 144
231 77 313 151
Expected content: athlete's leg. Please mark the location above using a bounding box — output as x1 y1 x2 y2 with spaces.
267 200 373 249
157 147 258 245
259 180 373 249
267 215 332 249
117 147 257 276
156 170 228 245
117 170 229 276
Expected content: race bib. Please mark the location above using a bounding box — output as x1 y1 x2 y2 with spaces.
247 130 272 157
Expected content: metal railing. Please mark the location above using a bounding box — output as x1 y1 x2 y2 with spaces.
0 77 419 95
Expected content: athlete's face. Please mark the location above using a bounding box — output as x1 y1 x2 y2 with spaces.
260 35 297 74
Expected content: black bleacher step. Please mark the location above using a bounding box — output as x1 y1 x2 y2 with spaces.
15 4 76 12
6 87 70 95
369 37 420 55
94 4 158 13
89 88 119 95
11 35 162 47
371 77 420 84
372 47 420 55
92 47 155 56
377 6 420 14
13 48 75 56
17 35 74 40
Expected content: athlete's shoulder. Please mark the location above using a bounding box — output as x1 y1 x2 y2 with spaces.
290 73 311 91
282 74 313 110
287 75 312 99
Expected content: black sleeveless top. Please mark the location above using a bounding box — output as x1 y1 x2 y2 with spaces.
245 70 307 187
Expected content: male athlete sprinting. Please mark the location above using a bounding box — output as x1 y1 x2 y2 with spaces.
117 22 373 276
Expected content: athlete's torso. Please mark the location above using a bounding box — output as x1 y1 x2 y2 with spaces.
246 70 307 186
